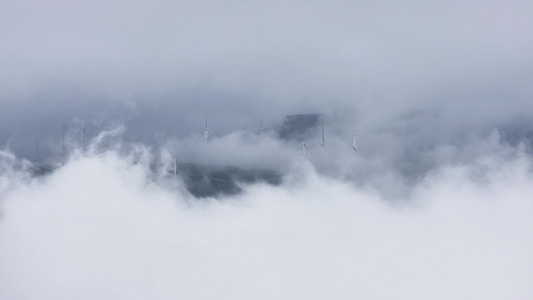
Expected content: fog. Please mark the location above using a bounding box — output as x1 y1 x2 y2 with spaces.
2 0 533 159
1 0 533 298
0 138 532 299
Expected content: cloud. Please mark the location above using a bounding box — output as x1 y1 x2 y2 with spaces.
1 2 533 296
0 137 532 299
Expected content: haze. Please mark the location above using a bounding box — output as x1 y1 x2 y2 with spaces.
1 0 533 299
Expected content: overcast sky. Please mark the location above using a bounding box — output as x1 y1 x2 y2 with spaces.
1 0 533 160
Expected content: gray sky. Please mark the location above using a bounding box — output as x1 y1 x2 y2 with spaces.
1 0 533 172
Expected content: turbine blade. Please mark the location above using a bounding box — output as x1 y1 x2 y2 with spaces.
305 144 313 155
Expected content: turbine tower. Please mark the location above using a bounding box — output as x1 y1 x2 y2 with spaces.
352 132 357 153
402 120 405 139
62 124 66 158
80 120 87 150
301 142 313 156
173 155 178 176
35 139 39 162
321 117 326 147
204 117 209 145
260 114 264 135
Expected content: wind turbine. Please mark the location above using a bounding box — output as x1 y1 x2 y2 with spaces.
301 142 313 156
173 155 178 176
62 124 66 158
204 117 209 145
260 114 264 136
80 120 87 150
320 117 326 147
35 139 39 162
352 132 357 153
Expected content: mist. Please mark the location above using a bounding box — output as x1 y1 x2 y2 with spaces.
2 0 533 159
0 137 532 299
1 0 533 298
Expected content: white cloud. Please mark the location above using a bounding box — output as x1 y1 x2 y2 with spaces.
0 140 531 299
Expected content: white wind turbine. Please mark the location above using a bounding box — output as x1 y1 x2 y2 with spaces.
62 124 66 158
80 120 87 150
260 114 264 136
204 117 209 145
352 132 357 153
173 155 178 176
321 117 326 147
35 139 39 162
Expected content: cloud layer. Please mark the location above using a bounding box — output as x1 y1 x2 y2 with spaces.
0 139 532 299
